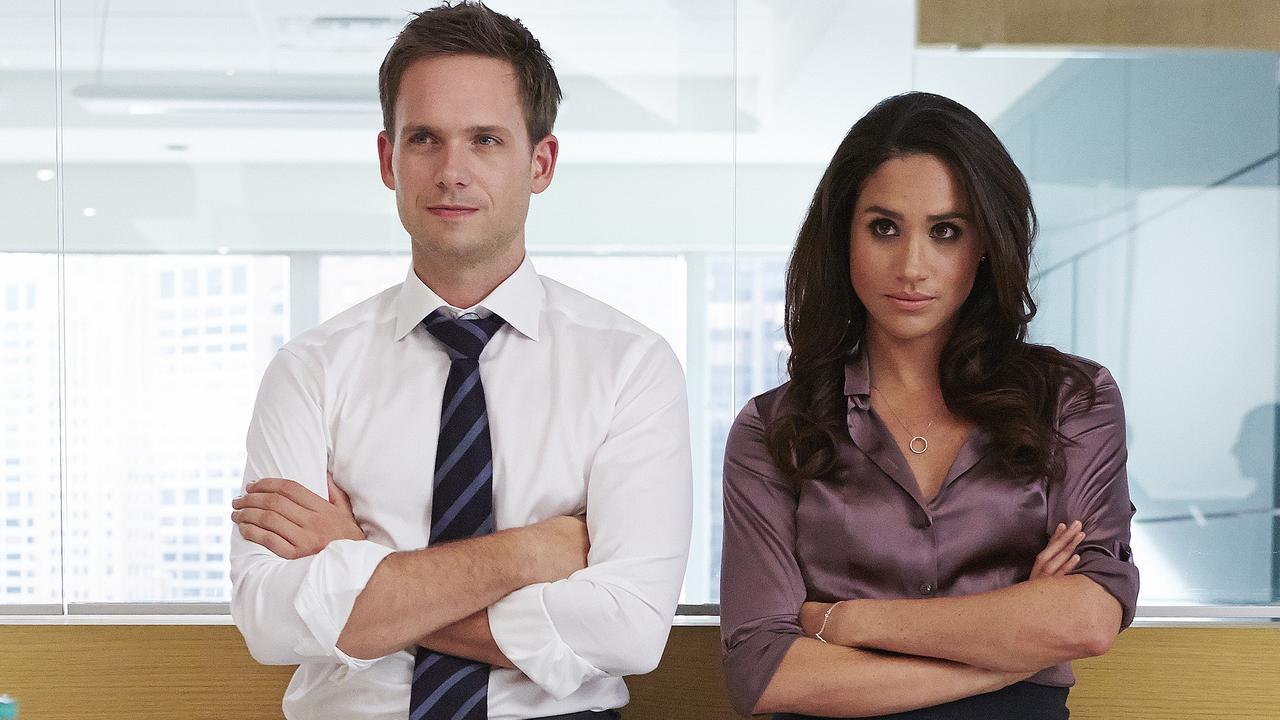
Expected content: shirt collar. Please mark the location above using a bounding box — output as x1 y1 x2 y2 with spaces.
394 254 544 342
843 348 871 409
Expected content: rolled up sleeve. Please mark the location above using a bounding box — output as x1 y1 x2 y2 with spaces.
719 396 806 716
488 338 693 699
1051 364 1140 630
230 347 394 670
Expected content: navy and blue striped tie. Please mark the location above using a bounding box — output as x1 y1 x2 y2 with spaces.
410 309 506 720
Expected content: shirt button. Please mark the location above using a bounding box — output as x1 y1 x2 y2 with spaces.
919 582 935 595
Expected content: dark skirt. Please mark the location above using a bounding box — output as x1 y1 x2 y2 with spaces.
773 681 1069 720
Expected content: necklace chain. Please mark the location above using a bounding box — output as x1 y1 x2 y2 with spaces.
871 385 934 455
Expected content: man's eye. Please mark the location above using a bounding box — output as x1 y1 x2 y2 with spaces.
477 135 500 146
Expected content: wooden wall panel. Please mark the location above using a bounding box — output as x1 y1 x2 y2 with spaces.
0 625 294 719
1070 627 1280 719
0 624 1277 718
918 0 1280 51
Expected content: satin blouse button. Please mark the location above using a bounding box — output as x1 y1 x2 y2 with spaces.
919 582 935 595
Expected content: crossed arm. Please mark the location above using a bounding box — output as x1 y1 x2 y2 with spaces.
231 474 587 667
749 522 1116 717
797 521 1120 673
799 573 1120 673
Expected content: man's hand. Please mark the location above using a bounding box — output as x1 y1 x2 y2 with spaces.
1030 521 1085 580
521 515 591 583
234 471 588 581
232 472 366 559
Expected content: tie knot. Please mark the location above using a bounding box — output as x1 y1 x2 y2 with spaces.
424 309 506 361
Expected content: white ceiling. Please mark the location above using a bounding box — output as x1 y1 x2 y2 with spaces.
0 1 1115 255
0 1 945 164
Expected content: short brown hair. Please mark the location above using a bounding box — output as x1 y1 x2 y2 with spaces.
378 2 562 145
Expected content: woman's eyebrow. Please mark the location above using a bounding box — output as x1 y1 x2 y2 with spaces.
863 204 971 222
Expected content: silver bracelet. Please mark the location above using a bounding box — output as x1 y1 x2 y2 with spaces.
814 601 843 644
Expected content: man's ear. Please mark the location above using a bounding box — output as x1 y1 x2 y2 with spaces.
377 130 396 191
530 133 559 194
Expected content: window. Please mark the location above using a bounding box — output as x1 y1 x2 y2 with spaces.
182 270 199 297
231 266 247 295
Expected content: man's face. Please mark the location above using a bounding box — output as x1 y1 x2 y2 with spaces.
378 54 557 268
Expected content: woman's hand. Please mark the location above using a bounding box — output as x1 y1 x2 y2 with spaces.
1030 521 1085 580
799 601 833 638
795 520 1085 650
800 600 855 645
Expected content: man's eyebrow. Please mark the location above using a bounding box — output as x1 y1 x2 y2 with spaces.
399 124 513 136
466 125 511 136
863 205 971 222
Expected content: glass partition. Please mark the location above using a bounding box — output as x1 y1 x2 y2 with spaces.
1 0 1276 614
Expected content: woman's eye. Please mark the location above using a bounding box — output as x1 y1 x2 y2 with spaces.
933 223 960 240
870 219 897 236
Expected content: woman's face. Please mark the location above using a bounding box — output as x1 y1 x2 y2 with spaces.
849 153 983 347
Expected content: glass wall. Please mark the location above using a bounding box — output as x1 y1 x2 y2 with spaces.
1 0 1276 612
914 49 1280 605
1 0 60 606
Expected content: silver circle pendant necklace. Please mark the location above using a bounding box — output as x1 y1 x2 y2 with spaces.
871 386 934 455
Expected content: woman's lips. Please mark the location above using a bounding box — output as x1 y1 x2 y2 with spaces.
886 294 936 311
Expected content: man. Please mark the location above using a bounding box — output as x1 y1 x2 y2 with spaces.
228 4 693 719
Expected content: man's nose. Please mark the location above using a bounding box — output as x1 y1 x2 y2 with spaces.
434 144 471 189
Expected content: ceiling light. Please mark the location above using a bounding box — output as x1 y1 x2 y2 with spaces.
73 83 378 116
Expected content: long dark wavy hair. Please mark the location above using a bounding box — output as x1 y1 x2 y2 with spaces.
766 91 1094 487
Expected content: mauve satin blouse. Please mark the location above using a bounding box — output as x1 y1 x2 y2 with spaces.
719 351 1139 715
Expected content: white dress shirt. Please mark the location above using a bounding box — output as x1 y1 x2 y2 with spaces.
230 255 693 720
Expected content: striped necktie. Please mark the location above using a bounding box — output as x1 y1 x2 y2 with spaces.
410 309 506 720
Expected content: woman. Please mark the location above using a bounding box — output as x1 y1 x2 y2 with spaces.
719 92 1138 719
